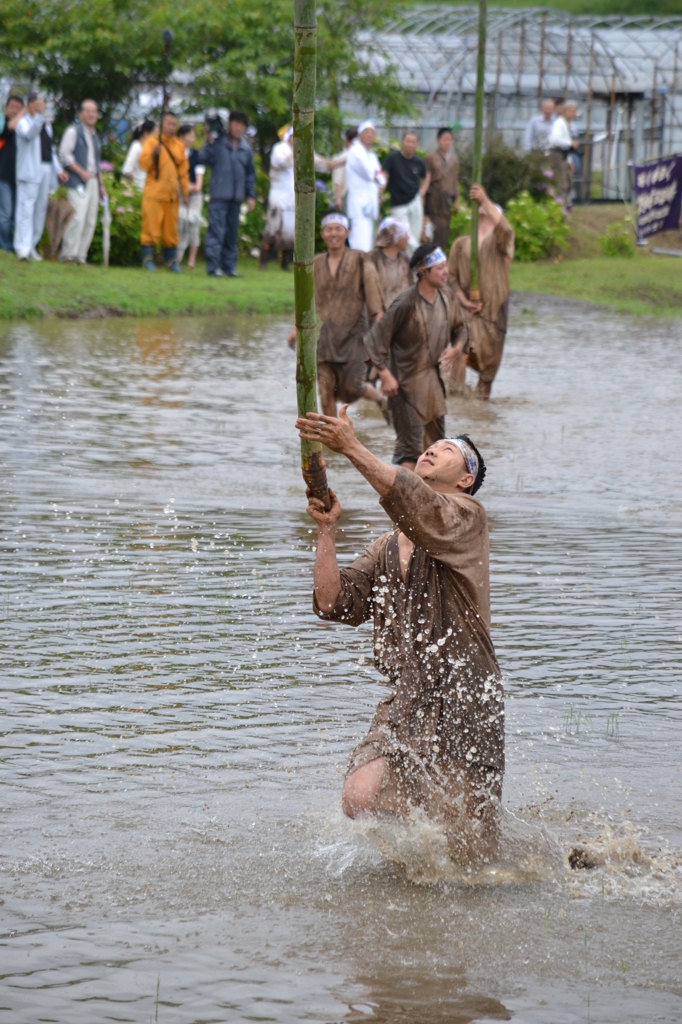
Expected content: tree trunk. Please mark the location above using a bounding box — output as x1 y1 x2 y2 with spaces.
469 0 487 302
294 0 330 509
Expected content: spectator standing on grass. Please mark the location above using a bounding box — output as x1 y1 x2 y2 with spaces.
122 120 156 190
424 128 459 250
260 125 295 272
138 110 189 273
382 131 430 256
14 93 67 261
176 123 204 268
332 127 356 212
523 98 555 153
548 100 578 210
198 111 255 279
59 99 106 264
346 121 385 253
0 95 24 252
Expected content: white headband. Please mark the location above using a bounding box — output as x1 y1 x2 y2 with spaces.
445 437 479 478
376 216 409 243
420 246 447 269
358 120 375 134
321 212 349 230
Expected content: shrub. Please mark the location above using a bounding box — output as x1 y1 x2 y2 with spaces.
457 134 550 207
598 221 636 257
449 192 567 262
505 192 568 261
89 174 144 267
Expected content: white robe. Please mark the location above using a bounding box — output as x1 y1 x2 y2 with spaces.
266 140 295 249
346 140 382 252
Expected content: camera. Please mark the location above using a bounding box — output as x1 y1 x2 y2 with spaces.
205 114 224 139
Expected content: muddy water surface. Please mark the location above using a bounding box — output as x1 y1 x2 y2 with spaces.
1 306 681 1023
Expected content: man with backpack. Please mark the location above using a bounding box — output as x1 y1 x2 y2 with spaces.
139 110 189 272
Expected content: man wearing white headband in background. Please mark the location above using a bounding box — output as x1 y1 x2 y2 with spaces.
288 212 384 416
345 121 386 252
295 407 504 863
368 216 413 314
447 183 514 399
364 243 467 470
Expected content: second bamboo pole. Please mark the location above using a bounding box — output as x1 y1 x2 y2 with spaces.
469 0 487 302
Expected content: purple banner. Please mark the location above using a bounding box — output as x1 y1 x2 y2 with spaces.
631 155 682 239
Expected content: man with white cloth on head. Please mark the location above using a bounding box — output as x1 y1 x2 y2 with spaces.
346 121 386 252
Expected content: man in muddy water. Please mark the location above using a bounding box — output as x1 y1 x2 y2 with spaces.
288 212 384 417
364 243 467 471
296 408 504 863
447 183 514 400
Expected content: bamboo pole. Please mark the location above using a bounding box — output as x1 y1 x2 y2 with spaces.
294 0 330 509
469 0 487 303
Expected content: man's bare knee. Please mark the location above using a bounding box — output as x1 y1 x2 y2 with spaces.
341 757 386 818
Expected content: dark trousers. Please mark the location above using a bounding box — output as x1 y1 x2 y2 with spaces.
431 215 451 250
0 180 16 252
204 198 241 274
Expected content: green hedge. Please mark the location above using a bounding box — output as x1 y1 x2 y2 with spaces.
449 192 568 262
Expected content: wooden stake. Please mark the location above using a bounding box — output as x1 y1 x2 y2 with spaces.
293 0 330 509
469 0 487 303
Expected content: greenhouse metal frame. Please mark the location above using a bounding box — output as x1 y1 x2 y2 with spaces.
352 7 682 200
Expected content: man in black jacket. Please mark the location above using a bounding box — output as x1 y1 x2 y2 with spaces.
198 111 256 278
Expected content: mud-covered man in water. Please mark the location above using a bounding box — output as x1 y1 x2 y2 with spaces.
296 407 504 862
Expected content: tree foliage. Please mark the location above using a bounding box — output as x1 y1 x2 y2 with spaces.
0 0 413 152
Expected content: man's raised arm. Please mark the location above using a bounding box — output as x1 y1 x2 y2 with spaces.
296 406 397 499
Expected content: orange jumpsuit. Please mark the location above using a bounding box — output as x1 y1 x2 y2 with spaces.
139 133 189 249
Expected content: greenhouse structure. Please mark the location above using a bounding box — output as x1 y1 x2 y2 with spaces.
351 7 682 201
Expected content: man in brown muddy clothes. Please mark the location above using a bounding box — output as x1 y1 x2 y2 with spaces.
364 243 466 471
288 212 383 416
424 127 459 250
448 184 514 400
368 216 413 314
296 409 504 862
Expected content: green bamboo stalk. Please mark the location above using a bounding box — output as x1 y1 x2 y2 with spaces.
469 0 487 302
294 0 330 509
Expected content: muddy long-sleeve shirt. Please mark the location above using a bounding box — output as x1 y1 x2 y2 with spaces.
364 284 465 425
314 469 504 773
447 217 514 383
367 248 413 313
314 248 383 364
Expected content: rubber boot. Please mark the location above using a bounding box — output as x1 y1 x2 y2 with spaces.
259 243 270 271
281 249 293 271
163 247 181 273
141 245 156 272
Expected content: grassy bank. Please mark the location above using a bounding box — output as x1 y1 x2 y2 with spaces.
510 256 682 318
0 252 295 320
1 205 681 321
509 204 682 317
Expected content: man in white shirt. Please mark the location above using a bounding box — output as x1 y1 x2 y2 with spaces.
548 100 578 209
523 98 555 153
58 99 106 264
345 120 385 252
14 92 66 261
